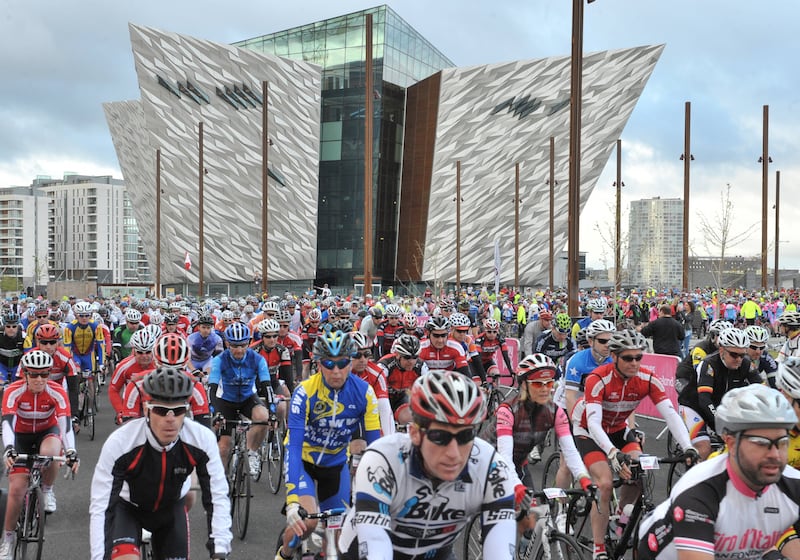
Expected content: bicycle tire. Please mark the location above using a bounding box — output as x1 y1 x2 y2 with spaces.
233 452 251 539
534 533 590 560
267 425 285 495
541 451 561 490
16 487 45 560
666 431 681 458
275 527 303 560
564 491 593 545
254 437 266 483
461 514 482 560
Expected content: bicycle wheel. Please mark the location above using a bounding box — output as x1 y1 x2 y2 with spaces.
535 533 589 560
267 425 285 495
461 514 482 560
541 451 561 490
254 437 266 483
667 460 687 493
565 492 593 545
666 431 681 458
233 452 251 539
86 382 96 441
16 488 45 560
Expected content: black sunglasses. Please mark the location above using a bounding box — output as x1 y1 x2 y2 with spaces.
352 351 372 359
594 338 611 345
147 403 189 417
38 340 58 346
619 354 644 362
726 349 746 360
430 332 448 339
26 371 50 379
229 343 249 348
749 345 766 351
262 334 278 339
421 427 476 447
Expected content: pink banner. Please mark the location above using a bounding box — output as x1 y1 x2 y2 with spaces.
635 353 680 419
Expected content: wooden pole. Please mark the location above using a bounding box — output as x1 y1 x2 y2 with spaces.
515 162 520 290
456 160 461 289
363 13 374 295
198 121 204 298
615 139 622 301
761 105 769 289
682 101 691 291
567 0 585 315
261 80 269 294
155 148 161 298
549 136 555 290
775 170 780 290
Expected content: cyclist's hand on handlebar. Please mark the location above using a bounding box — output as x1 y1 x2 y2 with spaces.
608 448 632 478
65 448 80 476
683 446 700 467
211 412 225 429
286 503 307 537
4 445 16 469
579 475 598 500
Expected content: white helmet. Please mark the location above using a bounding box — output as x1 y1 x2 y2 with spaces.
125 309 143 323
585 319 616 339
716 384 795 434
718 328 749 349
744 325 769 344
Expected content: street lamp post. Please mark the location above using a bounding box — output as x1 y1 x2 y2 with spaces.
261 80 269 295
548 136 556 290
681 101 692 292
514 162 520 290
760 105 769 290
775 170 780 290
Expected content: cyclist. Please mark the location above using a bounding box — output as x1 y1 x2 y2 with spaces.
375 304 403 358
522 309 553 357
209 322 275 478
112 308 144 361
63 301 105 375
108 328 158 424
378 333 426 426
638 383 800 560
0 313 24 384
300 307 324 379
401 312 424 340
187 314 224 374
777 357 800 469
90 366 231 560
418 316 472 377
30 323 81 429
678 327 762 460
673 318 731 395
275 309 303 384
338 370 517 560
571 298 607 339
349 331 394 436
21 303 55 350
563 319 616 416
535 312 576 371
449 312 487 383
276 329 380 560
777 311 800 362
1 350 78 556
745 324 778 388
571 329 698 560
252 318 293 419
474 318 515 381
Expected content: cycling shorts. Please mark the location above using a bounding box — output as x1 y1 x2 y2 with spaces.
10 425 60 475
575 428 641 469
293 460 349 511
107 498 189 560
214 395 265 437
679 404 710 445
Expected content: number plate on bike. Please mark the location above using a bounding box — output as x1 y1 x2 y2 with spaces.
326 513 344 530
82 370 93 379
639 455 659 470
543 487 567 500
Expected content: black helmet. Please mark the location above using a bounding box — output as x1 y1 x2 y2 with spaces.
142 366 194 403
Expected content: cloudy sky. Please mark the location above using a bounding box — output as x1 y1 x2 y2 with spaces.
2 0 799 271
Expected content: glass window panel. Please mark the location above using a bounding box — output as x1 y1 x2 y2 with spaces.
320 141 342 161
373 23 384 46
346 23 363 48
337 249 354 269
326 48 346 68
288 31 303 54
274 33 288 56
326 21 347 50
321 121 342 141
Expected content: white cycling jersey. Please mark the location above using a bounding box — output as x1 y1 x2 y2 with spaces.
638 453 800 560
338 432 517 560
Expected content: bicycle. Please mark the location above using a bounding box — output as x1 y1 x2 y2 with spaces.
665 433 722 492
479 372 518 431
259 401 286 494
462 487 591 560
275 506 346 560
12 453 67 560
77 369 98 441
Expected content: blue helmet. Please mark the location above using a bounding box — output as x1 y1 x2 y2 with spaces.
225 322 252 344
313 329 356 360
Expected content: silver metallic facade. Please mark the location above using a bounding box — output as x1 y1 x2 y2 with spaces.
105 24 321 285
419 45 664 286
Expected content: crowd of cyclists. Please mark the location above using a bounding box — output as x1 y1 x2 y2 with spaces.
1 285 800 560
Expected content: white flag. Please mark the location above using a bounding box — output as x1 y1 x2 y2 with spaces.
493 240 501 294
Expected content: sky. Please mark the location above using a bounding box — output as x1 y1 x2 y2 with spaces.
2 0 799 272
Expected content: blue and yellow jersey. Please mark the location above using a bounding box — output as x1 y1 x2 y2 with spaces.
22 320 60 351
285 372 380 503
64 320 104 356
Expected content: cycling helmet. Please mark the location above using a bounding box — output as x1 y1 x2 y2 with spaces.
276 310 292 323
410 370 486 427
35 302 49 316
330 319 353 333
369 307 383 319
708 319 732 336
718 328 749 349
607 329 648 354
221 310 234 321
575 328 589 348
779 311 800 329
585 319 616 339
20 349 53 371
143 324 163 340
426 316 450 332
2 312 19 325
385 304 402 318
256 319 280 335
554 313 572 332
449 313 471 329
335 307 350 318
483 318 501 332
517 353 557 383
149 312 164 326
777 357 800 399
393 334 420 358
313 329 355 360
262 301 280 314
307 308 323 322
196 314 214 326
744 325 769 344
59 301 71 313
130 328 158 352
163 313 179 325
403 313 418 330
73 301 92 315
224 322 251 344
154 333 190 366
715 383 795 434
586 298 606 314
228 302 240 312
125 309 143 323
349 331 373 350
35 324 60 340
539 310 553 321
142 366 194 403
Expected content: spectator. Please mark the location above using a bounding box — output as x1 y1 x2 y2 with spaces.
639 305 685 357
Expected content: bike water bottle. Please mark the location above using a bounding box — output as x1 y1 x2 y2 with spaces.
517 529 533 560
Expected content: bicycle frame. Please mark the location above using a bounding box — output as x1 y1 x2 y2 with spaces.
287 507 346 560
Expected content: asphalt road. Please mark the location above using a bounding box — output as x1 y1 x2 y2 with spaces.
8 386 287 560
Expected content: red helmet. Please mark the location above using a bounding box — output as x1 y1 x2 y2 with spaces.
410 370 486 426
35 324 61 341
154 333 189 366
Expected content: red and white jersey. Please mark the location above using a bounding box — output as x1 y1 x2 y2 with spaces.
1 379 71 435
119 371 209 420
109 355 156 414
353 361 389 400
277 332 302 354
418 338 469 371
29 346 78 383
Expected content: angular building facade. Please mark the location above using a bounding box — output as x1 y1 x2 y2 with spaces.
107 6 663 291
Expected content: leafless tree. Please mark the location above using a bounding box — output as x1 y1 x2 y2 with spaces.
592 202 630 285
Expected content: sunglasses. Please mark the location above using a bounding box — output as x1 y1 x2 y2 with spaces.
320 358 351 369
741 433 790 451
527 379 555 387
147 403 189 417
26 371 50 378
135 350 152 355
485 330 498 334
594 338 611 345
454 328 470 334
4 324 18 328
421 427 476 447
619 354 644 362
557 328 571 334
726 349 746 360
229 343 249 349
352 351 372 359
749 345 766 351
430 332 448 339
38 340 58 346
262 334 278 339
77 314 91 318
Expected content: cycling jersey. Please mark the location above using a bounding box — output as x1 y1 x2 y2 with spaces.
418 339 470 374
89 417 231 560
112 325 141 360
208 348 270 403
564 348 612 393
22 319 59 350
187 330 223 370
535 331 576 370
285 372 380 505
338 432 517 560
638 453 800 560
251 342 293 393
790 426 800 470
779 332 800 363
1 379 75 453
752 353 779 388
300 324 322 361
378 353 425 393
277 332 302 354
63 320 104 371
0 329 24 383
109 355 155 414
118 374 210 426
353 361 394 435
473 333 513 370
376 321 403 357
